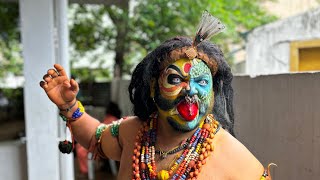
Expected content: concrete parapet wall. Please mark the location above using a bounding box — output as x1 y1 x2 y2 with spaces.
233 72 320 180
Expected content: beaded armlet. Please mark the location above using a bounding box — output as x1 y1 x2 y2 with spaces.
95 119 123 141
110 120 122 137
91 118 123 159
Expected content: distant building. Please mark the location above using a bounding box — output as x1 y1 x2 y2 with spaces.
246 7 320 76
233 0 320 75
262 0 319 19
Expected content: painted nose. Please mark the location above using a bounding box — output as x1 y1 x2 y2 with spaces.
185 83 198 96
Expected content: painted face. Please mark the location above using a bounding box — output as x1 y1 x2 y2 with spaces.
154 58 214 132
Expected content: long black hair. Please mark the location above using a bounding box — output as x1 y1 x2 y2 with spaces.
128 36 235 135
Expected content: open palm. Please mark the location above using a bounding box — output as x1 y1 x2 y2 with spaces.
40 64 79 108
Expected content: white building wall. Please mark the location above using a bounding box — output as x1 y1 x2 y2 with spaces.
262 0 319 18
246 8 320 76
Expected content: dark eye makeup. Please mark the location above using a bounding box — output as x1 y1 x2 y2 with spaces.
167 74 182 85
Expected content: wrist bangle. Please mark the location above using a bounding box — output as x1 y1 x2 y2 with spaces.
57 101 84 155
59 100 77 112
59 101 85 121
59 113 68 122
71 101 85 119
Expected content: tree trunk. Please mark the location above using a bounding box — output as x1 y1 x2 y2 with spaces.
106 0 129 78
114 51 124 78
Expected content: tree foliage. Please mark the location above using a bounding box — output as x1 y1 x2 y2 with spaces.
70 0 277 79
0 2 22 78
0 0 277 80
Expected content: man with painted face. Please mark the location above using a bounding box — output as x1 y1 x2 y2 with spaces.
40 12 273 180
153 57 214 130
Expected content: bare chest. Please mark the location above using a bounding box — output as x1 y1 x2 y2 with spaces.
117 143 228 180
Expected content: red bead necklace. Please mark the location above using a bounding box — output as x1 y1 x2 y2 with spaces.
132 114 219 180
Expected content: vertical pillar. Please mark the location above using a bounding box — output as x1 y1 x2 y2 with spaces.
54 1 74 180
20 0 59 179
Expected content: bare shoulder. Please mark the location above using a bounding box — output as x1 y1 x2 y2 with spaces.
120 116 143 128
213 128 265 179
119 116 143 147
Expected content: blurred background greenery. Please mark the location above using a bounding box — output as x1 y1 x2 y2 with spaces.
0 0 277 82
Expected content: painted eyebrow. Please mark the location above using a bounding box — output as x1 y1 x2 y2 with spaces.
166 65 187 78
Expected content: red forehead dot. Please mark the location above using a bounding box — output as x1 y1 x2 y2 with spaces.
184 63 191 73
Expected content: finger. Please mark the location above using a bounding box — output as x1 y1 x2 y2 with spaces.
61 79 77 102
63 80 71 88
70 79 79 92
39 81 48 89
47 69 59 78
54 64 67 77
43 74 52 82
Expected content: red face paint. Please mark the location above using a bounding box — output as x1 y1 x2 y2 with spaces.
184 63 191 73
177 100 199 121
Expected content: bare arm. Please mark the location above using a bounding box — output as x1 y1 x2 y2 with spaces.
39 64 121 159
214 129 265 180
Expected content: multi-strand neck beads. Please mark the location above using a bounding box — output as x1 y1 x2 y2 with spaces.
132 114 220 180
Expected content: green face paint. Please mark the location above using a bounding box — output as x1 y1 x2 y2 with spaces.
155 58 214 132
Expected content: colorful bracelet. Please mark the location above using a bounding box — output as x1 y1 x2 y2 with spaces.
71 101 85 119
58 100 77 112
59 113 68 122
59 101 85 121
57 101 85 154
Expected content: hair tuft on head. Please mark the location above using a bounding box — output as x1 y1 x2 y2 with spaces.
193 11 225 47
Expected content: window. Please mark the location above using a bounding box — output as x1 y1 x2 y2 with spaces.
290 39 320 72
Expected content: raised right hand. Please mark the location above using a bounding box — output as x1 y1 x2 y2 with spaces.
39 64 79 109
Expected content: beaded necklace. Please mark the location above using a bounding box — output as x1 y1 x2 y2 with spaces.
132 113 220 180
156 139 189 160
